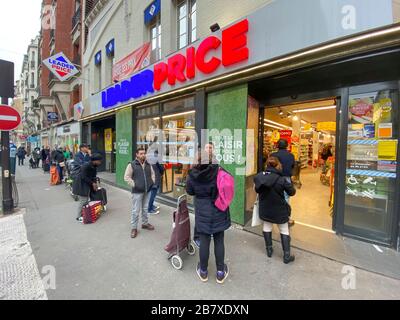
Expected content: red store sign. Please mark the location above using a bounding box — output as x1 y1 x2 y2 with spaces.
153 19 249 91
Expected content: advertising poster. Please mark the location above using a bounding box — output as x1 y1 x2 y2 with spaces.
347 144 378 161
347 160 377 171
377 140 397 161
105 128 113 152
112 42 151 82
378 123 393 138
363 124 375 138
377 161 397 173
348 95 374 124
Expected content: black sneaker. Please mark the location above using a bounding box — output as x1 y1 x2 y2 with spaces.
196 263 208 282
216 264 229 284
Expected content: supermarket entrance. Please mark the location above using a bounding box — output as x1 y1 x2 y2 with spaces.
261 98 339 231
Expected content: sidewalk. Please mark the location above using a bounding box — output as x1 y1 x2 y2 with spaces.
4 165 400 300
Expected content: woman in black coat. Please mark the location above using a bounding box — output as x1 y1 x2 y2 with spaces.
254 156 296 264
186 152 231 284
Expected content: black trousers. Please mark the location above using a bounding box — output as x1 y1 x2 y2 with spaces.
199 231 225 272
18 157 24 165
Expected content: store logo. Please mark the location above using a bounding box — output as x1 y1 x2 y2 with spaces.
154 19 249 91
43 52 79 81
102 70 154 109
101 19 250 110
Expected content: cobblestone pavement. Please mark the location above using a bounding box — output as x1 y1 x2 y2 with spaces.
0 212 47 300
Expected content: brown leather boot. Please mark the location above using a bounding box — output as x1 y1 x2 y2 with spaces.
131 229 138 238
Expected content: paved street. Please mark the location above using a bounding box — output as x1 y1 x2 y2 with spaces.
1 164 400 300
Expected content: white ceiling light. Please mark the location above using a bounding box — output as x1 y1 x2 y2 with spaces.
301 120 307 124
293 115 299 121
264 119 292 130
264 119 292 129
293 106 336 113
264 123 286 130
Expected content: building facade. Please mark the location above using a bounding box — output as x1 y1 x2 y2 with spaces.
76 0 400 251
35 0 82 152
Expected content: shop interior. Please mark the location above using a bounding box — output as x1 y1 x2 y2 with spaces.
90 116 116 173
263 98 338 231
136 97 196 204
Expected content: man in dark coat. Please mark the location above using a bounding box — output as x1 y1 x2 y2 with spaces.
254 156 296 264
73 153 103 221
17 146 27 166
52 147 66 182
124 147 156 239
186 151 231 284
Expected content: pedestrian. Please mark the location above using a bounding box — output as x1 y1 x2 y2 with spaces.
254 156 296 264
33 147 41 168
52 147 65 183
271 139 296 226
124 147 156 239
73 154 103 222
147 149 164 215
63 146 72 161
321 144 333 174
73 144 91 166
186 150 230 284
192 142 219 248
17 145 26 166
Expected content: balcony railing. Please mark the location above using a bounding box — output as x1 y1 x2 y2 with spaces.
30 61 35 69
85 0 100 18
72 7 81 30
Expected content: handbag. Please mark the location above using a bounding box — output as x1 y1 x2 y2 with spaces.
251 196 262 227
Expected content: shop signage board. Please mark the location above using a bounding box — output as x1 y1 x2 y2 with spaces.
347 160 377 171
47 112 59 122
112 42 151 82
43 52 79 81
89 0 393 115
0 105 22 131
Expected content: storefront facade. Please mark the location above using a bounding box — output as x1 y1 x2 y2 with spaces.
80 0 400 249
56 122 81 155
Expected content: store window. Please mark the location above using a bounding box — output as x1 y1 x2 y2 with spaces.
136 96 196 204
344 89 399 242
177 0 197 49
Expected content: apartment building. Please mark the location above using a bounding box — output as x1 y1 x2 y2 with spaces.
37 0 81 150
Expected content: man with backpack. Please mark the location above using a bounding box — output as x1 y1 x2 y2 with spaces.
124 147 156 239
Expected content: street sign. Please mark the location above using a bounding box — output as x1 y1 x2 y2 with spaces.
43 52 79 81
47 112 59 122
0 105 22 131
0 60 14 98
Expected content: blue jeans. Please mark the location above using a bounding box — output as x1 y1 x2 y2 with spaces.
148 185 159 211
57 165 63 182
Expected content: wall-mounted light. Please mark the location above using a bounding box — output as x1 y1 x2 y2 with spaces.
293 106 336 113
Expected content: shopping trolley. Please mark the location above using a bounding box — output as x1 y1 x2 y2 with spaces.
164 194 196 270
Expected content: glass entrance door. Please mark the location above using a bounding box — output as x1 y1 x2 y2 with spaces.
344 84 399 244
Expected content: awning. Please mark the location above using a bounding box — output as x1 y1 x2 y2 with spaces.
144 0 161 25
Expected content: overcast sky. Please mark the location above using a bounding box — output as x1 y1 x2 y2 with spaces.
0 0 42 82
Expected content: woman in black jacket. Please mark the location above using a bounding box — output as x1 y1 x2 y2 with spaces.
254 156 296 264
186 151 231 284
